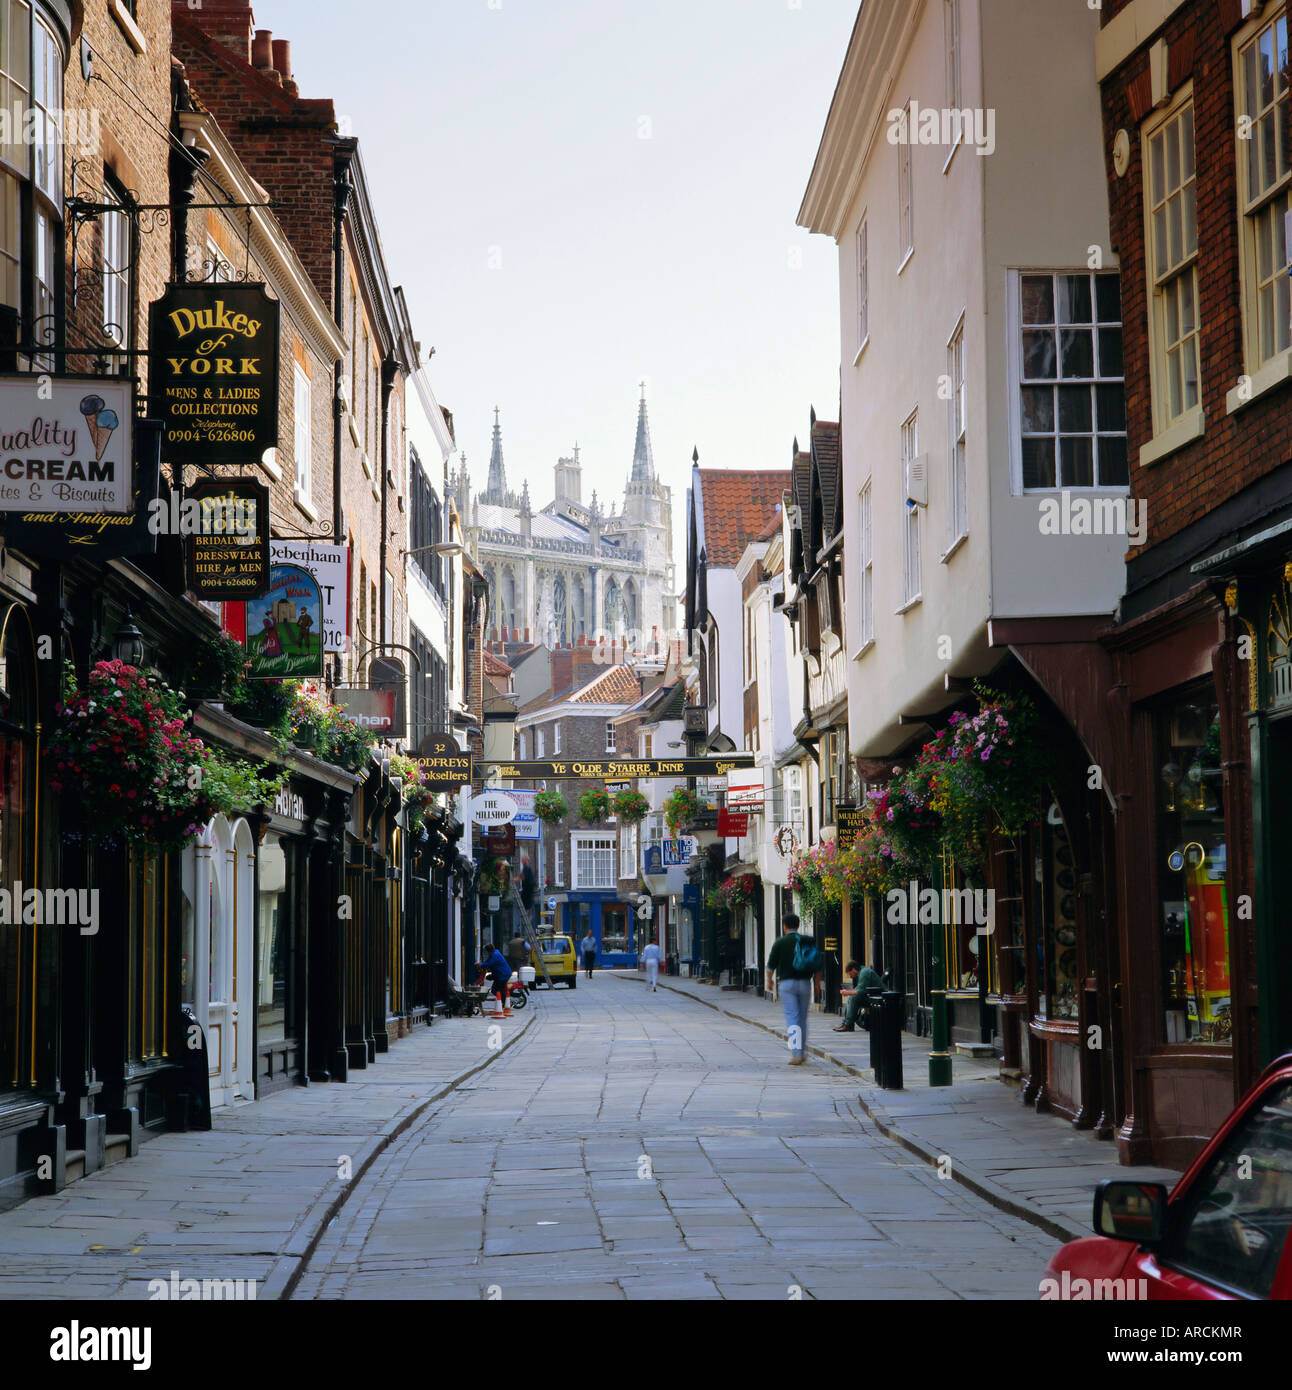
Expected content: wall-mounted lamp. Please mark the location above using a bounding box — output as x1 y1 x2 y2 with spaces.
112 608 145 667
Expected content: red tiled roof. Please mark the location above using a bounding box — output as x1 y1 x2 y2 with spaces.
570 665 643 705
698 469 794 567
483 651 513 678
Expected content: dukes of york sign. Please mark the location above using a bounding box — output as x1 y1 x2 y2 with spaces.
150 284 281 465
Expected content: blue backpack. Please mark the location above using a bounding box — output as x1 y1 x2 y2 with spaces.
791 934 824 974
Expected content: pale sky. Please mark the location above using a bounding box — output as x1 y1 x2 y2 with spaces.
269 0 854 563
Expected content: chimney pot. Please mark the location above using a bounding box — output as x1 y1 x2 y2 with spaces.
252 29 273 68
272 38 292 78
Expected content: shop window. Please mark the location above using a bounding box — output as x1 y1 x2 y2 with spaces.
573 833 615 889
0 612 36 1089
1031 799 1079 1021
257 834 297 1043
1156 694 1231 1045
601 903 629 954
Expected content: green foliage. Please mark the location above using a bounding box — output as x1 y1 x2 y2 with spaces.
662 786 704 836
612 788 650 824
533 789 568 824
578 787 610 822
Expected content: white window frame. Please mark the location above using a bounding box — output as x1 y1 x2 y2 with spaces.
553 722 562 755
857 484 874 651
898 103 914 268
785 767 803 835
945 0 962 110
1142 89 1201 436
293 363 312 504
900 411 921 607
605 721 617 753
620 824 637 880
554 840 565 886
855 217 869 359
536 727 546 759
1008 270 1130 493
946 315 968 551
573 833 616 890
1235 10 1292 379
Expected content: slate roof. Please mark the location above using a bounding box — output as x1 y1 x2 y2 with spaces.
812 418 842 542
696 469 794 567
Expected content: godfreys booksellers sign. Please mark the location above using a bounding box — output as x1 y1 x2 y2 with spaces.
0 377 133 513
150 284 281 465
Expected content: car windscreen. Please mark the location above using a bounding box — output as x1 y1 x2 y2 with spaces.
536 937 571 953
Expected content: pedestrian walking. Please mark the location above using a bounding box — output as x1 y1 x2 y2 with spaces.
765 913 823 1065
581 929 597 978
640 938 662 992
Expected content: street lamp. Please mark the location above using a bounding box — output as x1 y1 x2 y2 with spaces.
112 608 145 667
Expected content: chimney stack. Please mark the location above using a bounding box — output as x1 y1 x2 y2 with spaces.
252 29 273 69
272 39 292 80
176 0 256 64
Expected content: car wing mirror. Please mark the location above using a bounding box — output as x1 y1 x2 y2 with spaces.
1093 1179 1169 1243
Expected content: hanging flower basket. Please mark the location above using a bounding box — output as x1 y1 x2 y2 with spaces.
662 786 704 836
534 789 569 824
478 857 511 898
49 659 282 855
716 873 757 912
391 753 435 835
612 788 649 824
578 788 610 822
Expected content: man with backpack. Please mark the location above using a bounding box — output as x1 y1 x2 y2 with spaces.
764 912 823 1065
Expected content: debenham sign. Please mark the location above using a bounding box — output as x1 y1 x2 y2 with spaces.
150 283 281 466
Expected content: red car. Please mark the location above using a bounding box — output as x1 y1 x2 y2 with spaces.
1042 1052 1292 1300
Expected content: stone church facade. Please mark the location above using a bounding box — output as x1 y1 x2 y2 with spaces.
453 390 677 649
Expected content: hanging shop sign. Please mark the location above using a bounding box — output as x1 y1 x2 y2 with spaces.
0 418 160 559
0 376 134 514
717 808 749 838
149 283 281 464
186 477 269 599
414 732 473 789
477 756 757 781
245 563 324 679
726 769 765 809
836 804 863 853
370 656 406 742
270 540 350 653
333 687 395 734
485 823 516 855
470 792 518 827
507 789 540 841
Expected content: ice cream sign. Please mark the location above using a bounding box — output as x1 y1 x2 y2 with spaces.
0 377 133 513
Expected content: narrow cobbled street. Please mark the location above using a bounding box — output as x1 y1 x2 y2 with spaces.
292 977 1056 1300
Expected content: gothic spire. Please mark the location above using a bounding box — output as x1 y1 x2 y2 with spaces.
484 406 508 504
631 381 655 484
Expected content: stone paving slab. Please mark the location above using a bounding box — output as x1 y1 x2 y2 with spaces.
624 970 1180 1244
0 1009 535 1300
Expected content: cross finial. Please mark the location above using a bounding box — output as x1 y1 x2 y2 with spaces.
639 380 647 401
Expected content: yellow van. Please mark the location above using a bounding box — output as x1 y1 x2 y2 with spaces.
532 933 577 989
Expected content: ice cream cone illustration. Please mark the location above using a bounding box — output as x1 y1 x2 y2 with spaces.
79 395 119 462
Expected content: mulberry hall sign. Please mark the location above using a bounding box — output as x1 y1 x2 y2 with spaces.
150 283 281 464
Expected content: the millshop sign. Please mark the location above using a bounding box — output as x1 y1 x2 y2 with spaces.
149 283 281 465
471 792 518 827
0 377 133 513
